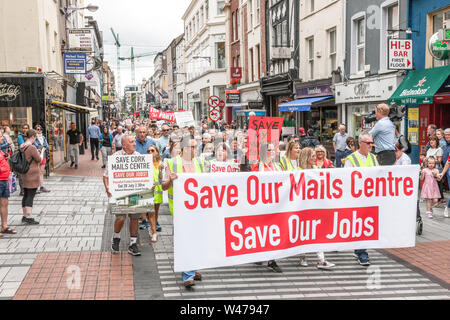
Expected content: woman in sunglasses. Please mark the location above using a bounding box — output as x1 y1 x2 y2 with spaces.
33 125 50 193
147 145 164 242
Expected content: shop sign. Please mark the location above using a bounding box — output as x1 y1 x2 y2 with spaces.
230 67 242 80
64 52 86 74
296 85 332 98
335 75 400 104
226 90 241 104
428 32 450 61
0 83 21 102
388 39 413 70
68 29 93 52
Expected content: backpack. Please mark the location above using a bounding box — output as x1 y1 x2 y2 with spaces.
9 146 33 174
302 137 319 149
400 135 412 154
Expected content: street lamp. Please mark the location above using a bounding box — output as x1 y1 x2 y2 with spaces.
65 4 99 18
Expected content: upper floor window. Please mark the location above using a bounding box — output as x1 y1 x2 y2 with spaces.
329 28 337 72
217 1 225 15
432 9 450 67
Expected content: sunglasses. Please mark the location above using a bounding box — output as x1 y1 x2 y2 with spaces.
36 128 42 131
148 149 156 153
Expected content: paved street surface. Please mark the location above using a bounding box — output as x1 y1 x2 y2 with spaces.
0 153 449 300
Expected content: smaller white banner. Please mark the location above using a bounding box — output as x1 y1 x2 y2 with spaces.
108 154 154 214
210 161 239 173
175 111 195 128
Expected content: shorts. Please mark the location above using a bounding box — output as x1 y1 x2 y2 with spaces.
0 180 10 198
115 213 141 219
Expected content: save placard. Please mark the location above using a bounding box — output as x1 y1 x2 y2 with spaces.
108 154 154 215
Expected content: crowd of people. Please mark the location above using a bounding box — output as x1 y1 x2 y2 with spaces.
1 102 449 288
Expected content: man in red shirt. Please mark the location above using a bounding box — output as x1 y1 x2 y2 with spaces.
0 152 16 237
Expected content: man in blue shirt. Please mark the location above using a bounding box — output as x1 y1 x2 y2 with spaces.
135 125 157 231
369 104 396 165
87 120 101 161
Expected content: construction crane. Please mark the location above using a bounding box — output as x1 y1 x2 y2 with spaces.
119 47 159 86
110 28 121 95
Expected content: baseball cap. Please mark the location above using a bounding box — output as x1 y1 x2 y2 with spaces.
298 127 306 136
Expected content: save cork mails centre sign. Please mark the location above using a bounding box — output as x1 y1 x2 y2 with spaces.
388 39 413 70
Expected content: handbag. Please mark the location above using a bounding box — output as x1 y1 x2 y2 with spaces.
8 173 17 193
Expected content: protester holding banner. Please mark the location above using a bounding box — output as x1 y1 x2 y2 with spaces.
280 141 301 171
252 142 283 273
297 147 336 270
162 135 208 288
344 132 378 266
314 145 334 169
103 134 142 257
147 145 164 242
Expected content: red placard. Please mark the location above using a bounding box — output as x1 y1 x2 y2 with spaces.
248 116 284 162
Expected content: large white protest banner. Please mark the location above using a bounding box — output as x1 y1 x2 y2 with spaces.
173 166 420 272
108 154 154 215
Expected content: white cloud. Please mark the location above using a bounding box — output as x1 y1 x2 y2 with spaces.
88 0 191 93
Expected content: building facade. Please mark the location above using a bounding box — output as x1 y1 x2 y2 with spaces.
335 0 407 141
183 0 227 122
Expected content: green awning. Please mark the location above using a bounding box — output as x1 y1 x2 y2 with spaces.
388 65 450 105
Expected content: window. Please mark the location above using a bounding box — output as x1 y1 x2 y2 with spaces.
310 0 315 12
232 12 236 42
356 18 365 72
256 1 260 25
308 37 314 80
387 4 399 35
217 1 225 15
200 7 204 26
249 0 253 29
380 2 399 71
329 29 337 72
432 9 450 67
250 48 254 82
256 44 261 79
273 20 289 47
216 42 226 69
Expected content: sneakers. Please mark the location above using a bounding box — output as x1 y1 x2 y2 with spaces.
39 187 51 193
444 207 449 218
354 253 371 266
156 221 162 232
299 256 308 267
74 165 78 169
267 260 282 273
101 165 106 169
317 260 335 270
128 243 141 256
139 220 149 230
151 233 157 243
70 161 74 168
111 238 120 253
22 217 39 225
426 211 433 218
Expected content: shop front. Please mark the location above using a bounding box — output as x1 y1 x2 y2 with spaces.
290 80 336 154
0 73 97 172
260 71 295 129
388 65 450 163
335 73 404 139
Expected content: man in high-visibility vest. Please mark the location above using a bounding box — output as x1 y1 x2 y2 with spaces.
344 132 378 266
162 135 207 288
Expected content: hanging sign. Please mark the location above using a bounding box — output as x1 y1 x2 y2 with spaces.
388 39 413 70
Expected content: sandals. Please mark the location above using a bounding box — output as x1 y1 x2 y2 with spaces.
1 227 17 234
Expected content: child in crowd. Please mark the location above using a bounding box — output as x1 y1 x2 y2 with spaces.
420 156 441 218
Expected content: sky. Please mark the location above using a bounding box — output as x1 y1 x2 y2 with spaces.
88 0 192 94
